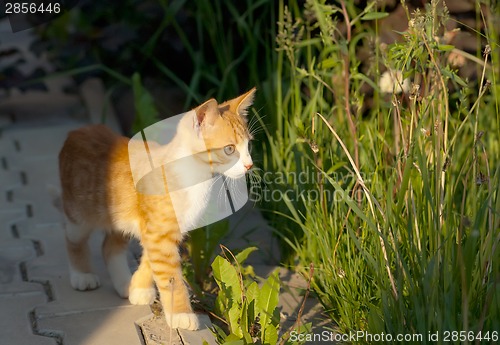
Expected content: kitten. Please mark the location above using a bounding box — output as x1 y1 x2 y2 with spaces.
58 88 255 330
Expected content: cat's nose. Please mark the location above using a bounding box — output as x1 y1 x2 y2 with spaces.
244 163 253 171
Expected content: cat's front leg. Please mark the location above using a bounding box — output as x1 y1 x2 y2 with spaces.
161 277 201 330
141 232 200 330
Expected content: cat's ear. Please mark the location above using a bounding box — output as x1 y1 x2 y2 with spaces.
226 87 256 117
194 98 219 128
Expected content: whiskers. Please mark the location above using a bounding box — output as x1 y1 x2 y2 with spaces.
209 173 242 212
247 112 267 139
210 169 262 211
246 167 264 203
223 175 247 210
209 173 227 207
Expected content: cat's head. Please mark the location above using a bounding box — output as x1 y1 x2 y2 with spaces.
190 88 256 179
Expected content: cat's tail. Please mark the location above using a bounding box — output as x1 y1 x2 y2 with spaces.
47 184 63 212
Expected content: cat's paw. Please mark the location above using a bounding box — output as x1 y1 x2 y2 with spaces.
70 271 100 291
129 288 156 305
164 312 201 330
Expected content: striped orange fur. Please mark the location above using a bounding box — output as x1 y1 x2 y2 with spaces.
58 88 256 330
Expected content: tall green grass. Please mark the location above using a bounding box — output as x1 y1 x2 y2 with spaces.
261 0 499 341
146 0 278 112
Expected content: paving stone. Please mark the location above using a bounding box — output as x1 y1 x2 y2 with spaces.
0 239 36 284
0 133 16 156
0 91 84 126
136 314 183 345
0 254 22 285
0 170 24 211
0 209 27 241
223 202 281 265
17 221 139 270
28 225 148 318
0 292 57 345
1 127 86 226
29 224 150 343
3 123 83 159
0 191 24 213
7 161 62 225
14 220 63 245
0 281 45 296
178 314 218 345
30 242 123 317
137 313 216 345
0 169 21 190
38 306 147 345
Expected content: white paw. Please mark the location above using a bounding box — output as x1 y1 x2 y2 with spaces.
165 312 201 330
70 271 100 291
129 288 156 305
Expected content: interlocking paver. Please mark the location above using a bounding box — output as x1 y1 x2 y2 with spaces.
0 237 36 264
0 292 57 345
6 160 63 225
0 91 83 125
0 169 23 211
225 203 281 265
30 226 149 318
0 136 16 156
3 124 83 159
0 209 26 241
0 169 22 190
38 306 147 345
0 280 45 296
137 313 218 345
178 315 218 345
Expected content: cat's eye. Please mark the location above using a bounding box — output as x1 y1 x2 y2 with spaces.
224 145 236 155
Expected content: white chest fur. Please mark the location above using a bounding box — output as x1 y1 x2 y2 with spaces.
164 155 215 232
176 178 213 231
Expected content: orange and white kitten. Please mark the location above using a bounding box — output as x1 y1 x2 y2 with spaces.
58 88 255 330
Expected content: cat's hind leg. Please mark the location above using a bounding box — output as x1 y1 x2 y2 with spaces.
128 252 156 305
102 231 132 298
65 221 100 290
